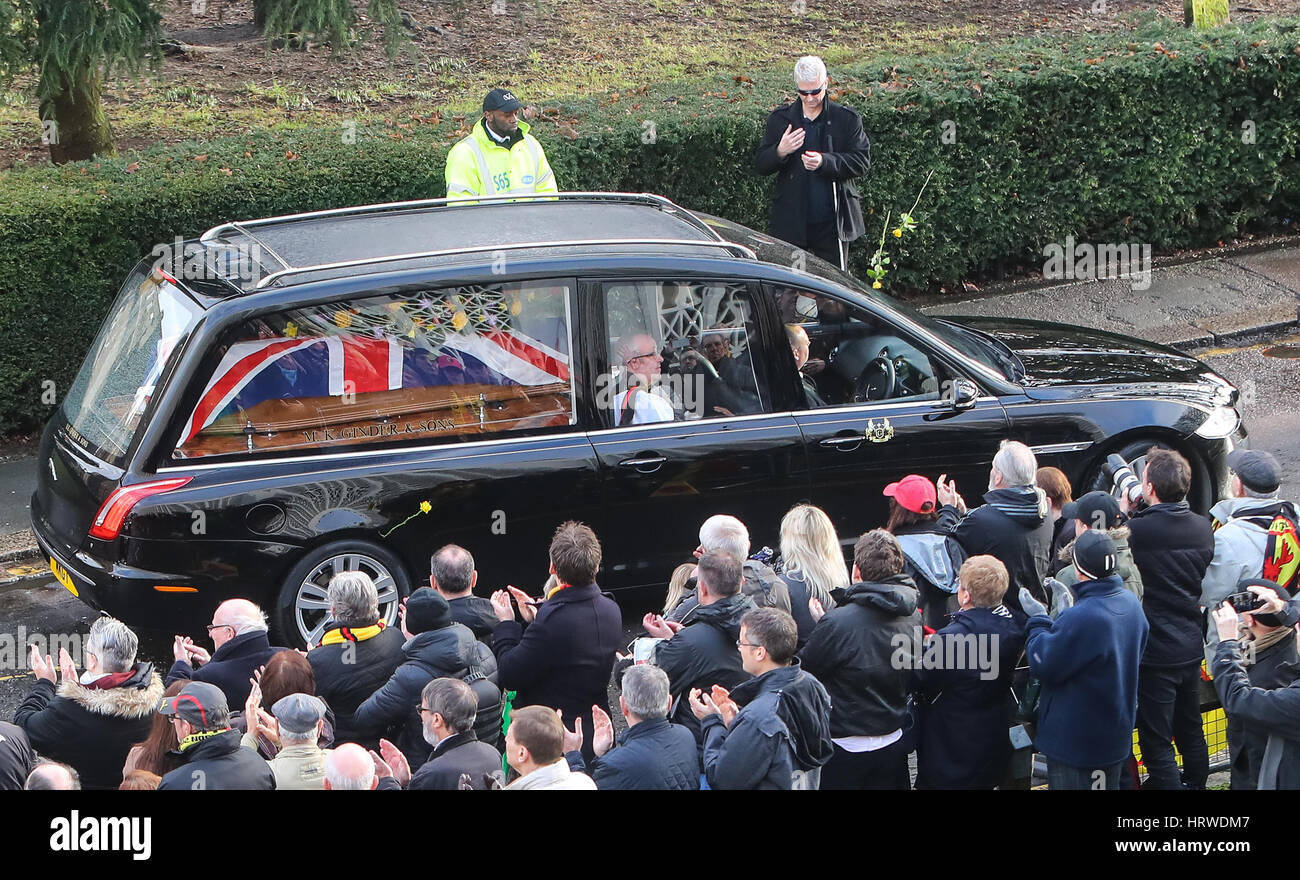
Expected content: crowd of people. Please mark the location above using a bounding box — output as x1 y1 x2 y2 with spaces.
3 440 1297 791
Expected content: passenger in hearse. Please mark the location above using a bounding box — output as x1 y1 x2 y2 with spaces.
612 333 676 426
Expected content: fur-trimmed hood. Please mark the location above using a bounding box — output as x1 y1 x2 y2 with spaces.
56 663 164 720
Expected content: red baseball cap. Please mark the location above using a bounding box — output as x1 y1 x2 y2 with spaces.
883 475 936 514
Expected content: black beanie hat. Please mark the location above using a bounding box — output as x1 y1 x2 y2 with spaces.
404 587 451 634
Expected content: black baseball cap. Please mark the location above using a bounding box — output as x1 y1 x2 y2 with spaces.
1227 449 1281 494
158 681 227 728
1073 529 1119 581
483 89 522 112
1063 491 1123 530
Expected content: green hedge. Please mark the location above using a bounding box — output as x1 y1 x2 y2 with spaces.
1 16 1299 435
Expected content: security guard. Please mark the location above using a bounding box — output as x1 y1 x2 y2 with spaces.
445 89 558 202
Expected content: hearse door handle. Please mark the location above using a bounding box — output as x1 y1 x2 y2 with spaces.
819 435 864 449
618 455 667 471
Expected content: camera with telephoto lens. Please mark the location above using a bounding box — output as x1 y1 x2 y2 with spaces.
1225 591 1265 613
1103 453 1145 509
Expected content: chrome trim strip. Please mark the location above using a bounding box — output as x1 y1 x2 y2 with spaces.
255 238 757 288
157 429 592 472
591 411 798 437
1028 442 1094 455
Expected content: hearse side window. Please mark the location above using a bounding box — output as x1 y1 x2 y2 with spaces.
601 280 769 425
173 282 576 458
775 287 943 407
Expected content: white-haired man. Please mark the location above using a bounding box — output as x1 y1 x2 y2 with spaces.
936 440 1054 617
755 55 870 271
664 514 790 621
612 332 675 426
324 743 383 791
168 598 278 707
16 616 163 790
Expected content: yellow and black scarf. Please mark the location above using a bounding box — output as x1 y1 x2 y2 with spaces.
319 620 387 647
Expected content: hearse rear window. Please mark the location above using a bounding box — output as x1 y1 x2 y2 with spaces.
174 282 575 458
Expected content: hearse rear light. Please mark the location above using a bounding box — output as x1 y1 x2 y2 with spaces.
89 478 193 540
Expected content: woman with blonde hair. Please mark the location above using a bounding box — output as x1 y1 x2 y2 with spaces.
663 562 699 616
778 504 850 645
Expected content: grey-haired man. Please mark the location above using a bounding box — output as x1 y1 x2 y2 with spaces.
755 55 870 270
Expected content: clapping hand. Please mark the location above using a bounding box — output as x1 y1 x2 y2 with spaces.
506 585 538 623
490 589 516 623
642 613 681 639
808 596 826 624
557 710 583 754
800 150 823 171
709 685 739 727
688 687 722 721
372 738 411 788
591 705 615 758
1019 587 1049 620
58 646 78 683
936 474 966 513
1044 577 1075 619
29 644 55 683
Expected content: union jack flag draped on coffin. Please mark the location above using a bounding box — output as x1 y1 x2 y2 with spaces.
183 327 570 443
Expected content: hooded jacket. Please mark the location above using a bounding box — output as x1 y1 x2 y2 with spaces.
700 659 833 790
15 662 164 790
1126 501 1215 668
894 512 968 630
308 622 406 750
654 592 756 742
1213 636 1300 790
915 604 1026 789
1202 497 1300 611
158 728 276 790
799 575 921 737
943 486 1054 617
352 622 501 765
1055 525 1144 600
1026 574 1149 768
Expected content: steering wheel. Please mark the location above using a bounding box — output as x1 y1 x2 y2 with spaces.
853 356 896 402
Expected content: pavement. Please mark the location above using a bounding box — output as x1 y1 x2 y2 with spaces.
1 238 1298 586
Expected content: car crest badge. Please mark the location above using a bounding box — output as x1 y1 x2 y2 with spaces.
865 418 894 443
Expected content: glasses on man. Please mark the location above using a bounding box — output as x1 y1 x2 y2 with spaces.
797 84 825 96
206 623 233 633
736 640 760 648
626 351 659 364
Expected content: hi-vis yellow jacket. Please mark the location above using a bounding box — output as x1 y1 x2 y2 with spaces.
444 118 557 202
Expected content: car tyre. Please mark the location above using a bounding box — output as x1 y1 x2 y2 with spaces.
273 539 411 649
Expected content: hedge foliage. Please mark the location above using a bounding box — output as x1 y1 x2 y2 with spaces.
1 16 1298 435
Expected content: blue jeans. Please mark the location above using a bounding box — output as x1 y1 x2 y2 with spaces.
1047 758 1130 790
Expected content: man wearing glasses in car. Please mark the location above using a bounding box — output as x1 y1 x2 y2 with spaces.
755 55 871 272
613 334 676 426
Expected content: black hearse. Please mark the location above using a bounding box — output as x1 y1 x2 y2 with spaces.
32 193 1246 646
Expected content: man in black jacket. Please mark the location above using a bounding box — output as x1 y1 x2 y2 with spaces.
372 678 505 790
157 681 275 790
1126 447 1214 790
799 529 921 790
16 616 164 790
755 55 869 270
691 608 833 789
571 664 700 790
431 543 499 641
1211 588 1300 789
167 598 278 707
490 521 623 762
1216 579 1300 789
937 439 1054 617
353 587 501 764
308 571 406 750
645 551 755 744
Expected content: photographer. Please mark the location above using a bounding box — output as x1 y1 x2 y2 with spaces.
1125 446 1215 790
1211 582 1300 789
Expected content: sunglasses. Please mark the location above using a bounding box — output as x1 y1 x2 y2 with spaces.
797 84 825 96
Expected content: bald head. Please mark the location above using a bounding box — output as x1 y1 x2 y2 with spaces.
214 599 267 635
325 743 377 790
26 761 80 790
785 324 810 369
